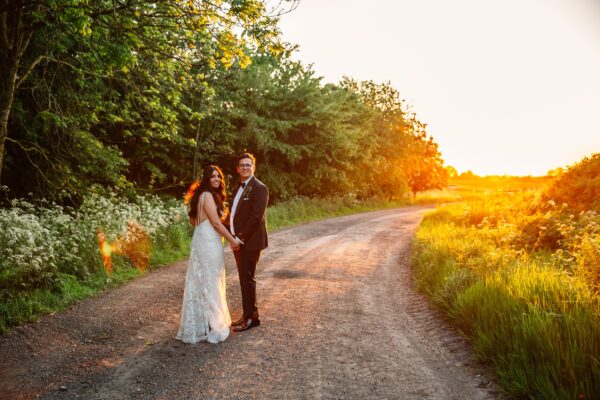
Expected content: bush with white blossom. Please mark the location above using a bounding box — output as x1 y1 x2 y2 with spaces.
0 192 187 299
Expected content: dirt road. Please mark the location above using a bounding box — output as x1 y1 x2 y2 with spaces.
0 206 503 399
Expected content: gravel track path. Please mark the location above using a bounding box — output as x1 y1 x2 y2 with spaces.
0 206 503 400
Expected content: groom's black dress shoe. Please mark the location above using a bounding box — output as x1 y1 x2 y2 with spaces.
233 318 260 332
231 317 245 327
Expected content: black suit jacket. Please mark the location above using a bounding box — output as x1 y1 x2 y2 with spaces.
231 176 269 251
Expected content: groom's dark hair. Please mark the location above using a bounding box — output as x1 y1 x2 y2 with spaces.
237 152 256 165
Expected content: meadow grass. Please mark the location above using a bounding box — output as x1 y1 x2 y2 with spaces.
412 199 600 399
0 224 192 333
0 263 141 329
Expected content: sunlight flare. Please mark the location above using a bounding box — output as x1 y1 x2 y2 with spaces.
97 221 151 274
97 229 113 274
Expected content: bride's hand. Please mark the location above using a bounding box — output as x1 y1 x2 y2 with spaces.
230 241 240 251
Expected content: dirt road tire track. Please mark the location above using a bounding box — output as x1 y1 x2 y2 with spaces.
0 206 503 399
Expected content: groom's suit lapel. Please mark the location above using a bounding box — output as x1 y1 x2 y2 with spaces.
239 177 254 201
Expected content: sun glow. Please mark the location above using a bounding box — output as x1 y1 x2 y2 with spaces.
101 242 112 258
97 221 151 274
97 229 113 274
184 180 200 205
278 0 600 176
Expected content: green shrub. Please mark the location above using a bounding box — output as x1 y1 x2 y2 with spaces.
540 153 600 213
0 191 187 332
0 204 60 294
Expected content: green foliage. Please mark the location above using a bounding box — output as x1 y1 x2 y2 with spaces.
0 203 60 293
340 78 448 198
4 3 449 205
150 222 193 266
0 191 186 301
0 190 188 332
1 0 287 200
0 188 191 333
403 132 449 196
411 189 600 399
540 153 600 213
199 54 386 201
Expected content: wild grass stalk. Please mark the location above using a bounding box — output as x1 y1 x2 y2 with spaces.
412 202 600 399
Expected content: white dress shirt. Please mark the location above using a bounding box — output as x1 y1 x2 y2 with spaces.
230 177 252 236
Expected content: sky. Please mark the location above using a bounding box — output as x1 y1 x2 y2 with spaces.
277 0 600 176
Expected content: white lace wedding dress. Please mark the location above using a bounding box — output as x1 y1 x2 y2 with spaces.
176 193 231 344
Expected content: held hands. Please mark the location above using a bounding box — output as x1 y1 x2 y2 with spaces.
229 236 244 251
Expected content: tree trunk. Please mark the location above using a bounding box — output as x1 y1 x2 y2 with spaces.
0 2 26 186
0 52 18 186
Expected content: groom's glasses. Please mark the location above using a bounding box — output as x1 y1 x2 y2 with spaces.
238 163 253 168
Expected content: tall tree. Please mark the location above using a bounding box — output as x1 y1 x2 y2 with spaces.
340 78 412 199
402 120 448 196
0 0 294 190
341 78 448 198
197 52 377 201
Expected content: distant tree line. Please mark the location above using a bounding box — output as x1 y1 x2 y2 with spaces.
1 0 446 205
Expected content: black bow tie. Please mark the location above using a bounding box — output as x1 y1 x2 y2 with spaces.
240 182 246 189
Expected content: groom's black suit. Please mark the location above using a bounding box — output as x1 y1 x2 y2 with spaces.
230 176 268 320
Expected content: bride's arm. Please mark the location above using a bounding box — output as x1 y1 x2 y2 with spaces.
203 194 239 246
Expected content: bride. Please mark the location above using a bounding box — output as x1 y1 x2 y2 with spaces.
176 165 239 344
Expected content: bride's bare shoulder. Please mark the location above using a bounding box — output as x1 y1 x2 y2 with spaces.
201 192 217 209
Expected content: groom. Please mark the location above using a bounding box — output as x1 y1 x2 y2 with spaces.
229 152 269 332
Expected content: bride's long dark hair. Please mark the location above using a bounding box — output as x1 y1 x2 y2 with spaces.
186 165 229 222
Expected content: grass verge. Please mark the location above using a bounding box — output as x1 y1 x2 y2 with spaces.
267 196 411 231
411 204 600 399
0 223 192 333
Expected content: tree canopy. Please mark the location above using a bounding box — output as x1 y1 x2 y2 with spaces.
1 0 290 193
1 0 448 205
